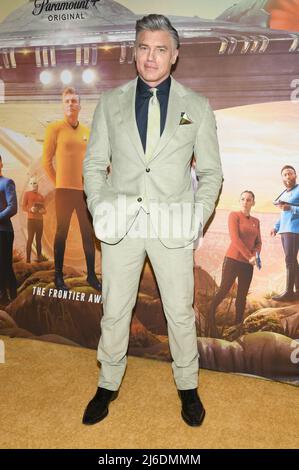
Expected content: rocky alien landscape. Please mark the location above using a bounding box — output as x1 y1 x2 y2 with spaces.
0 259 298 383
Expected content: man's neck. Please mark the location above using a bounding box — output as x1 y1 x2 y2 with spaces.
286 183 297 191
65 117 79 128
138 74 171 88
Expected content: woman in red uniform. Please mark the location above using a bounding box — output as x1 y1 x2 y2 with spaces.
206 190 262 338
22 176 46 263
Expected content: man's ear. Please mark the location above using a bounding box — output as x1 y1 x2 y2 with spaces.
172 49 179 65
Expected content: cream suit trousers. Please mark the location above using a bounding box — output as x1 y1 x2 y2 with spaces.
97 208 199 391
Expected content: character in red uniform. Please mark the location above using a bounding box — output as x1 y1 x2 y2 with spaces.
206 190 262 337
22 176 46 263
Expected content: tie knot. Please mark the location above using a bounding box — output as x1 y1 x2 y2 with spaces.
150 87 158 98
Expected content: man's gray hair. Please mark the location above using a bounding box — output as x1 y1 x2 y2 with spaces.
135 14 180 49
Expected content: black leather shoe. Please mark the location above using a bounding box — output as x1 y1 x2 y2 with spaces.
178 389 206 427
86 275 102 292
54 274 69 291
82 387 118 425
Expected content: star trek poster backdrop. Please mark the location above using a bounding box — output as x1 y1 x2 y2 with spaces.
0 0 299 384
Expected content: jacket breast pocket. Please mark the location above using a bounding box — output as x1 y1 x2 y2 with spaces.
175 123 197 141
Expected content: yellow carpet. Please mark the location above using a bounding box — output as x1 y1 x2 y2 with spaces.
0 335 298 449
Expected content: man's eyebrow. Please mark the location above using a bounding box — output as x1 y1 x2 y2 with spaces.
138 43 168 48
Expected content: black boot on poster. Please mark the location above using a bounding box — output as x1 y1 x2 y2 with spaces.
272 266 295 302
205 304 219 338
178 389 206 427
86 273 102 292
82 387 119 425
54 271 69 291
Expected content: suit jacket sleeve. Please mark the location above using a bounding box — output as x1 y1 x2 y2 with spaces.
193 98 223 228
83 94 113 218
0 179 18 221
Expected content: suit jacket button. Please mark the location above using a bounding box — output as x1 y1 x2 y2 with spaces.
146 168 150 172
137 197 142 202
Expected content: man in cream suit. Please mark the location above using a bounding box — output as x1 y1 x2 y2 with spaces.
83 14 223 427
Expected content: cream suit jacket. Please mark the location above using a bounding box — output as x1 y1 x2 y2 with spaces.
83 76 223 247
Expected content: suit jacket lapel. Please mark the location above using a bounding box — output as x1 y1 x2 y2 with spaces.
118 76 186 165
118 78 146 165
148 77 184 164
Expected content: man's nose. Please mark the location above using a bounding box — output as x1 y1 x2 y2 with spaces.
147 49 156 61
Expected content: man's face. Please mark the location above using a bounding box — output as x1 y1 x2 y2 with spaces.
135 29 178 87
63 93 81 120
282 168 297 189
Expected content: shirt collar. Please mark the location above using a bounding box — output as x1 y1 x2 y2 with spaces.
64 118 80 129
286 183 298 192
137 75 171 97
